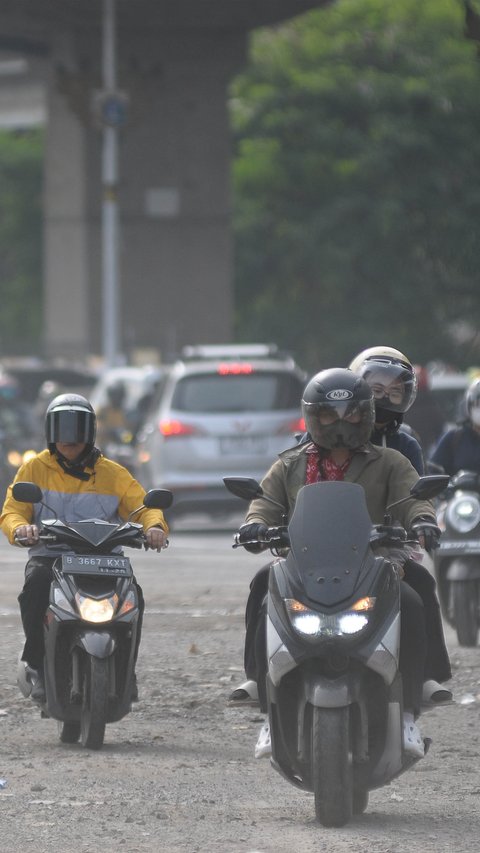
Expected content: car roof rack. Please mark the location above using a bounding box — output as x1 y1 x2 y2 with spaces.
180 343 284 361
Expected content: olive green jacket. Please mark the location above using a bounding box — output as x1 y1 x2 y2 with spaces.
245 441 436 530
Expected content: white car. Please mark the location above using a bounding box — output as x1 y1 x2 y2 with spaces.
134 344 307 520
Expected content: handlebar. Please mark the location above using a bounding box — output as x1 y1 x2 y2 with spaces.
233 525 290 549
14 533 57 546
234 522 409 551
370 523 407 547
14 531 169 551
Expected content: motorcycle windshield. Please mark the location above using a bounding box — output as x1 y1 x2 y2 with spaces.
286 481 373 608
45 518 128 547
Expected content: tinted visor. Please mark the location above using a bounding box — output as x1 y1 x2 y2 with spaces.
303 398 374 449
303 399 371 424
46 409 95 444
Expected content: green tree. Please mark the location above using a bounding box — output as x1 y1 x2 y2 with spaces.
0 129 43 356
231 0 480 372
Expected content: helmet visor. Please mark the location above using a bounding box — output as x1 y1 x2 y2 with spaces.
360 362 417 414
46 409 95 445
303 398 374 449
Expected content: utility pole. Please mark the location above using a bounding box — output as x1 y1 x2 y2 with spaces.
101 0 122 366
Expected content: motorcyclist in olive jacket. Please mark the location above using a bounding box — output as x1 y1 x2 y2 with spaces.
233 368 440 759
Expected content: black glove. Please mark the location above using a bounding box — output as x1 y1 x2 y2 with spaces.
237 522 268 553
410 517 441 552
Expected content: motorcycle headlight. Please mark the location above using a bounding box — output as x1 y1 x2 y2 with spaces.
285 596 376 639
446 494 480 534
75 592 119 623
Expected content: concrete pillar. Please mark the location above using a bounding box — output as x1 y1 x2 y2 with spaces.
42 42 94 359
42 26 245 363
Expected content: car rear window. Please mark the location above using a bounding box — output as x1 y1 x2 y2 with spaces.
171 371 304 413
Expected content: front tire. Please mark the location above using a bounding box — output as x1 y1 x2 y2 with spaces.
80 656 109 750
454 581 478 647
312 706 353 827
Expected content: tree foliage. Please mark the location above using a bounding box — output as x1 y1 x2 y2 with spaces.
230 0 480 372
0 129 43 356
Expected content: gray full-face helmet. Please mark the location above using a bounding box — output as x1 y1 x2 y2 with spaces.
45 394 96 453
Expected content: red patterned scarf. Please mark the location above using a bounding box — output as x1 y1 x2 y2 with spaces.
305 445 351 484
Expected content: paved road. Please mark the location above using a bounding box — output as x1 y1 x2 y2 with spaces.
1 523 480 852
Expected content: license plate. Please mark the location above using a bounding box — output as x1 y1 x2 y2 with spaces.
61 555 133 577
438 541 480 551
219 435 267 455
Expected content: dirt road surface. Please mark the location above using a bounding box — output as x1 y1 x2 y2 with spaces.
1 522 480 853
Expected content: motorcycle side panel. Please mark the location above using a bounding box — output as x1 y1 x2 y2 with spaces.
267 618 295 686
369 700 403 786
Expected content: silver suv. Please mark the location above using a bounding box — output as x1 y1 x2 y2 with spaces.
134 344 307 519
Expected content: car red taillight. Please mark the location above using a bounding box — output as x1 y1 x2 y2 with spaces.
277 417 305 434
217 362 254 375
159 419 202 438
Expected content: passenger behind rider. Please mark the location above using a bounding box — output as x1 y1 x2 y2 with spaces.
233 367 440 759
348 348 451 700
0 394 168 703
430 377 480 476
348 347 425 475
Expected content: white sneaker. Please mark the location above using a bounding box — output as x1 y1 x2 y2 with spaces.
254 720 271 759
228 679 259 706
422 679 453 706
403 712 425 758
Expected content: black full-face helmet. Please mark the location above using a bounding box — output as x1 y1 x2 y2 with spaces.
45 394 96 453
348 346 417 423
302 368 375 450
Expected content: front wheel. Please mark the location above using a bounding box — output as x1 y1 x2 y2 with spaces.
312 706 353 827
453 581 479 647
80 656 109 750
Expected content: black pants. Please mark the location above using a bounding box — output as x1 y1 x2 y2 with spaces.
18 556 145 669
403 559 451 683
244 561 445 716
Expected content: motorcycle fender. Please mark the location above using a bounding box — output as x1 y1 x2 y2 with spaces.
303 672 360 708
446 558 480 582
74 631 116 659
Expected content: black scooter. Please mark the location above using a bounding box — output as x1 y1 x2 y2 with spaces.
224 474 448 827
13 481 173 750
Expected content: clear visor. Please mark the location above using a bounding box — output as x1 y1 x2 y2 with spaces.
46 409 94 444
360 363 417 413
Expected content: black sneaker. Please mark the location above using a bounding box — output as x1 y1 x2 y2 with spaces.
26 665 46 703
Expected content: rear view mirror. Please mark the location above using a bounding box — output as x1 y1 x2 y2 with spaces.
223 477 264 502
12 482 43 504
410 475 450 501
143 488 174 511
